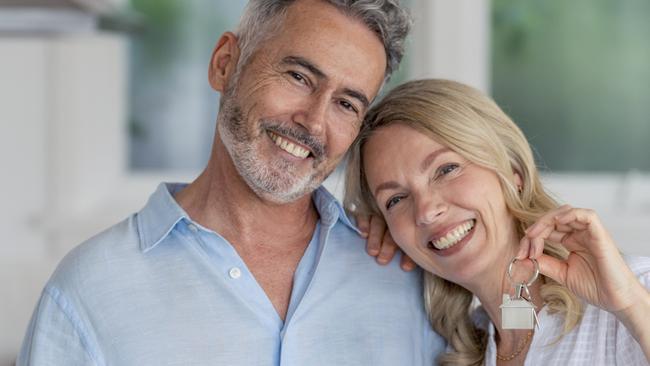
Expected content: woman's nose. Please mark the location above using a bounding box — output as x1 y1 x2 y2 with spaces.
415 193 446 226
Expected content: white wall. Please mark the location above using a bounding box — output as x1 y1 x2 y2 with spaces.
0 33 132 365
409 0 490 92
542 173 650 256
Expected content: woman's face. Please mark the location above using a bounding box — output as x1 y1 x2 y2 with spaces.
363 123 519 285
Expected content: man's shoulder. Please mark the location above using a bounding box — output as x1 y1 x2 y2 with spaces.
324 220 421 283
47 215 141 292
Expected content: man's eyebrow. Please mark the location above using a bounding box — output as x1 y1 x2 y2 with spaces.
281 56 326 79
281 56 370 109
343 88 370 109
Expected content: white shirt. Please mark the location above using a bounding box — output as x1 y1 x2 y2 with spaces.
481 256 650 366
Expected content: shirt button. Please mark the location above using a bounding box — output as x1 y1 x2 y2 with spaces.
229 267 242 279
188 224 198 233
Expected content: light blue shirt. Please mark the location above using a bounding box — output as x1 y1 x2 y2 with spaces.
18 183 444 366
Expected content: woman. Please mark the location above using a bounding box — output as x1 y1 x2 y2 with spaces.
344 79 650 365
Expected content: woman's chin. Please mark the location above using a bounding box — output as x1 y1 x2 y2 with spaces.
423 233 496 287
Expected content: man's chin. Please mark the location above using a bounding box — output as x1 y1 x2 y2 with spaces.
249 175 323 205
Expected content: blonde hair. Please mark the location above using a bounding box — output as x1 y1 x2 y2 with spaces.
344 79 584 365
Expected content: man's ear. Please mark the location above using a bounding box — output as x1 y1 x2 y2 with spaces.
208 32 240 92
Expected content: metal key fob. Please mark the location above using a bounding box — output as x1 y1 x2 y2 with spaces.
500 258 540 330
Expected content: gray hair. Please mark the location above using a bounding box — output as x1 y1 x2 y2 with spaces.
234 0 412 82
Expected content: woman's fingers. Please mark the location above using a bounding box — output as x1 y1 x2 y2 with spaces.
516 237 531 259
525 206 599 255
525 204 572 237
400 252 418 271
555 208 600 235
529 236 546 259
555 208 614 249
536 253 568 286
519 229 569 260
377 231 398 264
554 223 581 233
366 215 386 256
355 213 370 238
526 219 558 258
358 214 416 270
547 230 568 244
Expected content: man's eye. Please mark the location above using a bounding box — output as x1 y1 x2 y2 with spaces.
438 163 459 177
339 100 358 114
289 71 306 84
385 195 404 210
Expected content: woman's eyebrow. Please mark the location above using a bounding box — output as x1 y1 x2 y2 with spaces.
373 181 400 197
420 148 451 173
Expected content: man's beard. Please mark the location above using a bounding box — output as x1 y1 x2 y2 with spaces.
217 91 329 204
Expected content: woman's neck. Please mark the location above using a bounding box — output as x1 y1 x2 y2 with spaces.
472 264 545 365
457 229 545 363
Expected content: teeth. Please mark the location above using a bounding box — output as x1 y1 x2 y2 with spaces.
269 132 310 159
431 220 475 250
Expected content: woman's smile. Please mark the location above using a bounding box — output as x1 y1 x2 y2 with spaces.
427 219 476 256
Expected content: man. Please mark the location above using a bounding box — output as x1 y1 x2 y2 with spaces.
18 1 444 365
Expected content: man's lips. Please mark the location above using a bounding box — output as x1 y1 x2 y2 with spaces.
262 123 326 159
267 131 312 159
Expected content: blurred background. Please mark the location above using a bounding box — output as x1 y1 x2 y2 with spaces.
1 0 648 364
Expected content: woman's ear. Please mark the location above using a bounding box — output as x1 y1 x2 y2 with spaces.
208 32 241 92
514 171 523 193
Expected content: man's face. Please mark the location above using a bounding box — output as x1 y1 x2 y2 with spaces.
218 0 387 204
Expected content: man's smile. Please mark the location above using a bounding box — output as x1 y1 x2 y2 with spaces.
268 131 311 159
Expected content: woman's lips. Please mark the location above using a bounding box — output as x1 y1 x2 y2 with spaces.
427 219 476 257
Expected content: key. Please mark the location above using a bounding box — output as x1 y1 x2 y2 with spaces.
501 258 540 330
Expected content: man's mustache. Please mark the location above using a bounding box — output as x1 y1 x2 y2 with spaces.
263 122 326 160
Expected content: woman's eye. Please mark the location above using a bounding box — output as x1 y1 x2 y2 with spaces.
385 195 404 210
437 163 459 177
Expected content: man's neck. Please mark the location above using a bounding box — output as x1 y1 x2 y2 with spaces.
174 140 321 320
174 144 319 251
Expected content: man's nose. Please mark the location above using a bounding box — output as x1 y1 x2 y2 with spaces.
415 192 447 226
292 93 328 136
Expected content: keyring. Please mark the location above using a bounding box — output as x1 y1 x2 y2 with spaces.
507 257 539 286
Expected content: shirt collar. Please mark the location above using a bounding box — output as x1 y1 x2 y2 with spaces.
137 183 189 253
312 186 362 235
136 183 362 253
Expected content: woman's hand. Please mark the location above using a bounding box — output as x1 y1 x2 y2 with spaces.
519 205 650 360
355 214 418 271
519 205 640 312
